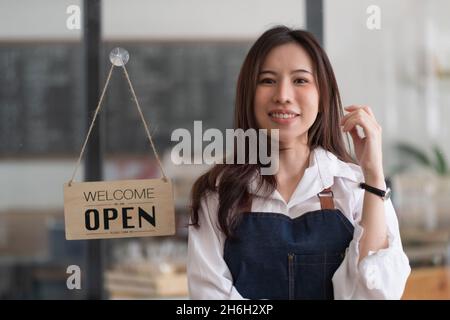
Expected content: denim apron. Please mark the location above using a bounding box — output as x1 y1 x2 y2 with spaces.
223 187 354 300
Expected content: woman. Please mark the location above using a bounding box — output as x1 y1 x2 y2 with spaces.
187 25 410 299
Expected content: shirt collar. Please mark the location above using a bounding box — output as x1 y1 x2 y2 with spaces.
213 147 363 206
248 146 363 206
312 146 362 186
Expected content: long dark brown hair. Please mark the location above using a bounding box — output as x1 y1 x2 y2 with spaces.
190 25 354 237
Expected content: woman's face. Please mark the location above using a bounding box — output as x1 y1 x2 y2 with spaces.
254 42 319 146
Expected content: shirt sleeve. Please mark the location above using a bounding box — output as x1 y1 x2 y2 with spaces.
187 192 246 300
332 189 411 300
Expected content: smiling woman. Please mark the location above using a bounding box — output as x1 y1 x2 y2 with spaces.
187 25 411 300
254 42 318 143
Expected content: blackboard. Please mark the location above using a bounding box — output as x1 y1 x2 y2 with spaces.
0 42 251 156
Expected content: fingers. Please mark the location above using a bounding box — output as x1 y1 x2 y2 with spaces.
341 105 375 123
348 125 362 142
340 105 381 138
362 105 375 118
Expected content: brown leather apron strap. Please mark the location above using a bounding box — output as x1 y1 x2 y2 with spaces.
318 187 335 210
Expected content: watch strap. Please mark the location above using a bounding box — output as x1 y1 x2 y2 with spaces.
360 182 386 197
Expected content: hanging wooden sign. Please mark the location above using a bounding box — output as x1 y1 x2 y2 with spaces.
64 48 176 240
64 178 175 240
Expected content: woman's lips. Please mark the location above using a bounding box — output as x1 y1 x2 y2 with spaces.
268 111 300 124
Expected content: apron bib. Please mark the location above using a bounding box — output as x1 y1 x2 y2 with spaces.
224 187 354 300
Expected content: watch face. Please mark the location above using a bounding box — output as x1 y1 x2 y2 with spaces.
384 188 392 201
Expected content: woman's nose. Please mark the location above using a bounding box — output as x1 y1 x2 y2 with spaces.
272 80 293 104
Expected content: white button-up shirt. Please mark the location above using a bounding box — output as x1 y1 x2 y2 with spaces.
187 147 411 299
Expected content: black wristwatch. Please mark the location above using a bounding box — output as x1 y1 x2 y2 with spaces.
359 182 391 201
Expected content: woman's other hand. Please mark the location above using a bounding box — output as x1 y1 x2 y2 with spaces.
340 105 384 183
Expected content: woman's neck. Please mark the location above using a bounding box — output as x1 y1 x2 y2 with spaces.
277 141 311 180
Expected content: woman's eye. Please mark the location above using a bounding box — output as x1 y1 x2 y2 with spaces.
294 78 308 84
259 78 275 84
